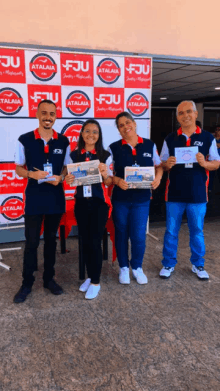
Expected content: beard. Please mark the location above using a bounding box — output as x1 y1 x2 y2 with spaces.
43 121 53 130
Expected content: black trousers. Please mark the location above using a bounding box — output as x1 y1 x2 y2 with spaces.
74 198 108 284
22 214 62 288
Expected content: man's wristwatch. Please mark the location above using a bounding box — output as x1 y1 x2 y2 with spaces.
61 174 65 182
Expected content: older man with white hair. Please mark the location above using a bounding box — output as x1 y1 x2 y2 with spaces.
159 100 219 280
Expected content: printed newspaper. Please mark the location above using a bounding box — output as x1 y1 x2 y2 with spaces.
67 160 102 187
125 166 155 189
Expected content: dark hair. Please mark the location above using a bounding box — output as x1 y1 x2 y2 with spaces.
115 111 135 128
37 99 57 109
215 124 220 131
77 119 107 162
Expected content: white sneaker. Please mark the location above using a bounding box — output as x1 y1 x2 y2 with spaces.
79 278 91 292
159 266 175 279
192 265 209 280
85 284 100 299
132 268 148 284
119 267 130 284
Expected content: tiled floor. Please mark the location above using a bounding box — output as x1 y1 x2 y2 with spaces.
1 219 220 391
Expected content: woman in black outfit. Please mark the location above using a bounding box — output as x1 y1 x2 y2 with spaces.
65 119 112 299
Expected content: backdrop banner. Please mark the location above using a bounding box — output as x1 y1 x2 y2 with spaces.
0 47 152 235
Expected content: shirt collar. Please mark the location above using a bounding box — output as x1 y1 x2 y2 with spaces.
34 128 58 140
177 126 201 136
81 148 97 155
121 136 143 146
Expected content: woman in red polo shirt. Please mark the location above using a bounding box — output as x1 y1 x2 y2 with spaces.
109 112 163 285
65 119 112 300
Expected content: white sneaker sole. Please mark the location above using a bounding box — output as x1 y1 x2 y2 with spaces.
119 279 130 285
79 278 91 292
192 266 209 280
159 268 175 279
85 286 100 299
132 274 148 284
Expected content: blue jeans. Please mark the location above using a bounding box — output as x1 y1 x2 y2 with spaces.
112 200 150 269
162 202 207 268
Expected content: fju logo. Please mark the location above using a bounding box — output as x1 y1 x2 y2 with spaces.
61 120 84 151
125 58 151 88
96 58 121 84
28 85 62 117
94 88 124 118
0 88 23 115
126 92 149 117
126 64 150 75
65 90 91 116
0 163 26 194
63 61 89 72
0 196 24 221
0 56 20 68
29 53 57 81
0 48 26 83
61 53 93 86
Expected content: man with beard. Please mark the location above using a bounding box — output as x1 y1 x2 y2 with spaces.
13 100 70 303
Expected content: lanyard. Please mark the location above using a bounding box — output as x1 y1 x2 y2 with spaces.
127 145 139 166
44 144 49 153
34 128 58 164
81 148 96 161
44 143 49 163
121 137 143 166
131 147 139 166
85 151 91 161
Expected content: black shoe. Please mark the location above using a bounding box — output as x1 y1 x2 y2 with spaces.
43 279 63 295
13 285 32 303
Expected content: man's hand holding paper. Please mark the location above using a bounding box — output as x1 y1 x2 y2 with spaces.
196 152 206 168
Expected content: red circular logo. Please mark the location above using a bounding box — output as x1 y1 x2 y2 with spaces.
1 196 24 221
65 90 91 116
61 120 84 151
126 92 149 117
0 88 23 115
97 58 121 84
29 53 57 81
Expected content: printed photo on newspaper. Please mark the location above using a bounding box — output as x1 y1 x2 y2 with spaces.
125 166 155 189
67 160 102 187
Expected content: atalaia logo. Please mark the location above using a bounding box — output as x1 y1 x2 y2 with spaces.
0 196 24 221
126 92 149 117
0 87 23 115
29 53 57 81
65 90 91 116
96 58 121 84
61 120 84 151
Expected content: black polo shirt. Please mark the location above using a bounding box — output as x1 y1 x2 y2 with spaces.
109 137 159 203
161 127 218 203
17 129 69 215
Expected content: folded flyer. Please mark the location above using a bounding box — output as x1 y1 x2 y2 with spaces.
38 176 56 184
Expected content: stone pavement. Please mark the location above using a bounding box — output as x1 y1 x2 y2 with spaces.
1 219 220 391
